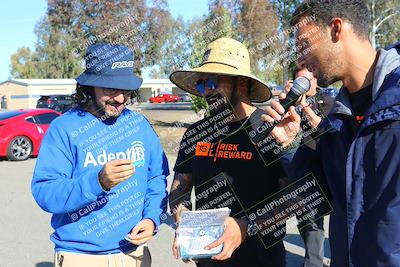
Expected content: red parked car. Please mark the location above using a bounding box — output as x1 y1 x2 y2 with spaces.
149 94 180 103
0 109 60 161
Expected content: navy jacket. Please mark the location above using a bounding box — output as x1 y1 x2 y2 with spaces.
282 47 400 267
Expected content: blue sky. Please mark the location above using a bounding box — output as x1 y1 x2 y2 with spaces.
0 0 208 82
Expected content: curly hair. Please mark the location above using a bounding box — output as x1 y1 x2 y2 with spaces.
72 84 95 110
290 0 370 40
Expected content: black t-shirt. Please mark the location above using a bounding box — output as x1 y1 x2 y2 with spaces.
349 83 373 125
174 108 286 267
174 108 286 211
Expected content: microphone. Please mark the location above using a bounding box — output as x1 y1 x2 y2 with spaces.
280 76 311 112
248 76 311 143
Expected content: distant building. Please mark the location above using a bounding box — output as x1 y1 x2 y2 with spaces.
0 78 186 109
0 79 76 110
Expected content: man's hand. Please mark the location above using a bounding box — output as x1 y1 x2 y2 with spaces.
283 80 294 94
172 205 189 260
204 217 247 261
172 205 197 264
284 79 322 129
126 219 155 245
301 101 322 129
263 93 301 147
98 159 135 190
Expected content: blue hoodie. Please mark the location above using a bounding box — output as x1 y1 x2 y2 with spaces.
31 108 169 254
282 47 400 267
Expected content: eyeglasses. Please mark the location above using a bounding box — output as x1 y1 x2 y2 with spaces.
195 76 218 95
102 88 131 97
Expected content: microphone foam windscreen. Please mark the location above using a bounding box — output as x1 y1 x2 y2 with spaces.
292 76 311 95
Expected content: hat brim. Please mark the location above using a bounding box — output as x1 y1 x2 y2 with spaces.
76 73 143 91
169 62 271 103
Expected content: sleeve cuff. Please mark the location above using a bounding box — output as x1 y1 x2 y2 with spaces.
143 211 162 229
80 169 107 200
278 129 303 155
142 216 160 235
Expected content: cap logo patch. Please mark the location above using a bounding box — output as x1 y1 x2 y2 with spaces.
111 60 134 69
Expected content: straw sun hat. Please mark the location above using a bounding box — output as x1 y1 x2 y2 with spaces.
169 37 271 103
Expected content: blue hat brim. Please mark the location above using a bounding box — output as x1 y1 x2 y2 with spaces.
75 73 143 91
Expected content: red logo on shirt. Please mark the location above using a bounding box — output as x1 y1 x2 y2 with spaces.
195 141 252 162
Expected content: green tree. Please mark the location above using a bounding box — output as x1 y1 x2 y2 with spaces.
10 0 174 78
10 47 39 78
34 15 83 78
366 0 400 48
70 0 173 75
270 0 303 85
237 0 280 82
150 16 190 78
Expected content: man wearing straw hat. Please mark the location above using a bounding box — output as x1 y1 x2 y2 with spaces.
169 37 287 267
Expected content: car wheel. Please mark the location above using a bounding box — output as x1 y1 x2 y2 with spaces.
7 136 32 161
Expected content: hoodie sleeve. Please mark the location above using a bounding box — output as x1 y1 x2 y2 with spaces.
142 124 169 227
280 134 331 200
31 123 105 214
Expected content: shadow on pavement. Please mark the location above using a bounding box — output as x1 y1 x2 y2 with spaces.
161 212 177 230
35 262 52 267
284 233 331 266
152 120 191 128
286 250 304 267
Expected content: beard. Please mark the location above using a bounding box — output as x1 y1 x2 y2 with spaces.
93 99 126 119
317 72 339 87
315 46 343 88
205 81 242 115
206 93 232 116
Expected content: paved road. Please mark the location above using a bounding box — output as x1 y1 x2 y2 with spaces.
132 101 270 111
0 155 192 267
0 154 331 267
135 102 192 110
0 108 331 267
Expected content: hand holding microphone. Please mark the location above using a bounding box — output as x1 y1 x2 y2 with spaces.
262 76 311 147
284 77 322 129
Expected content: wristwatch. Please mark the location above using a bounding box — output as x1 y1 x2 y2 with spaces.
244 217 258 236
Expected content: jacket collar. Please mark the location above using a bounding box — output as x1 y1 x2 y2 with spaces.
330 48 400 118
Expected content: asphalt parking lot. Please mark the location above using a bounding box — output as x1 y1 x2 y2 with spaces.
0 108 330 267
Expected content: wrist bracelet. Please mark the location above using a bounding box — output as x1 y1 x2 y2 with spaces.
281 129 303 152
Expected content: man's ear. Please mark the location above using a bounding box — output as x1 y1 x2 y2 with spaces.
329 17 343 42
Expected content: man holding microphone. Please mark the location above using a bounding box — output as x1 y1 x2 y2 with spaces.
282 67 334 267
264 1 400 266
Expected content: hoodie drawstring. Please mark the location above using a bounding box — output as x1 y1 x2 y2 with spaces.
120 252 126 267
108 253 112 267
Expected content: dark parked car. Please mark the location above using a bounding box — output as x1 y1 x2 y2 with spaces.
36 95 74 113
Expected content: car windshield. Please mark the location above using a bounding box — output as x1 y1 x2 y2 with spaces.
0 110 26 121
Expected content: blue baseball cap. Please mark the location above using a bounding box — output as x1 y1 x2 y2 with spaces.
76 43 143 91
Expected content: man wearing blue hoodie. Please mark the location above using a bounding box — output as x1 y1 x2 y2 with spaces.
263 1 400 266
31 43 169 267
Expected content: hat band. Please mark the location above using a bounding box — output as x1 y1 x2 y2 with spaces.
200 61 239 71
